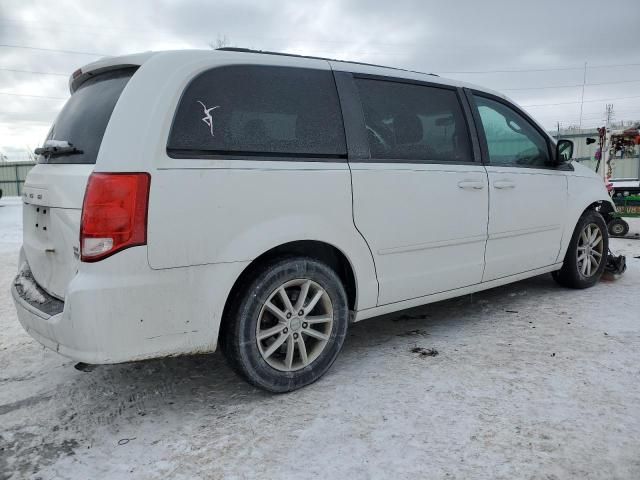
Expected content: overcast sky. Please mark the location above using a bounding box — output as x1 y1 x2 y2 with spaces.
1 0 639 161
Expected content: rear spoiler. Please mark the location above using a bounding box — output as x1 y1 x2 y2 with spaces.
69 64 138 93
68 51 155 93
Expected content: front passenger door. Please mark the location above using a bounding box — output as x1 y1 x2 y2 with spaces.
469 92 568 281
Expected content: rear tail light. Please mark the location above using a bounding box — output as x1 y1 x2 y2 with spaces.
80 172 151 262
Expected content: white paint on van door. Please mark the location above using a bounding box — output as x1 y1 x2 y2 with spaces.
483 167 567 281
351 163 489 305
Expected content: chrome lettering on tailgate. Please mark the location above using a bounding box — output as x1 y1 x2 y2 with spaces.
22 185 49 206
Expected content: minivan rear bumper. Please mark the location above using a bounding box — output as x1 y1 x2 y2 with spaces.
12 287 74 356
12 247 249 364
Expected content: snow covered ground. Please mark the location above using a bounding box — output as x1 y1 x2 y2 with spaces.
1 196 640 480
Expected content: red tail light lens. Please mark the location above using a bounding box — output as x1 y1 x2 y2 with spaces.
80 172 151 262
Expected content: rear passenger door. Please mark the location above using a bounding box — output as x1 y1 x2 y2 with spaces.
335 72 489 305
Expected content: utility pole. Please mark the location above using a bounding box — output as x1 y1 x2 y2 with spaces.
605 103 614 128
578 61 587 130
599 104 615 183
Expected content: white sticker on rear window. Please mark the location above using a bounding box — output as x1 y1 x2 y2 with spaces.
197 101 220 137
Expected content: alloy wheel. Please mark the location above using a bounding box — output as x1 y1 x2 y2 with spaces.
577 223 604 277
256 279 334 372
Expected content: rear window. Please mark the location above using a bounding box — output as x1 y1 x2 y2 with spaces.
40 68 137 164
167 65 346 159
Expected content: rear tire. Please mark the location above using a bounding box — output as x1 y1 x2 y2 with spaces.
553 210 608 289
220 256 349 393
607 218 629 237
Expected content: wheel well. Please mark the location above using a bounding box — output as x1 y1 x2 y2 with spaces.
584 200 615 222
222 241 357 322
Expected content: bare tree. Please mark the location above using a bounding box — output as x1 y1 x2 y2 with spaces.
209 34 231 50
25 146 37 162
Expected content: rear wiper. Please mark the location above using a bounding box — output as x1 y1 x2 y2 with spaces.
34 140 83 157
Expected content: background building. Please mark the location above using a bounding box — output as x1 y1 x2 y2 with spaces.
553 124 640 180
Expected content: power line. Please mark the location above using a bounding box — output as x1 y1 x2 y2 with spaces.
3 64 639 92
522 95 640 108
3 41 640 77
0 44 107 56
0 92 67 100
0 19 411 49
0 119 53 126
581 108 640 117
0 20 161 42
503 78 640 91
440 62 640 74
444 66 581 74
535 104 640 114
0 67 68 76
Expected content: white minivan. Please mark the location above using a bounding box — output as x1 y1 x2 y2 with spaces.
13 48 615 392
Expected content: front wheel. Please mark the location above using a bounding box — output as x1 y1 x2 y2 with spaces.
220 256 349 393
553 210 608 289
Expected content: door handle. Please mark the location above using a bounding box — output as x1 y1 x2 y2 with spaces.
457 180 485 190
493 180 516 189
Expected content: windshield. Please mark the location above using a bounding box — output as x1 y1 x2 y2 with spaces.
40 67 137 164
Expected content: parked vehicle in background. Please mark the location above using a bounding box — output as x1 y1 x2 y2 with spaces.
608 191 640 236
609 125 640 193
611 178 640 197
12 49 615 392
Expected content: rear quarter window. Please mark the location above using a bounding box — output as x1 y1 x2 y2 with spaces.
167 65 346 159
41 68 137 164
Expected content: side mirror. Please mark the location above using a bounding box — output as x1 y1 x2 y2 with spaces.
556 139 574 164
586 137 596 145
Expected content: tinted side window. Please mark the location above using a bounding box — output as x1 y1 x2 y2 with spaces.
473 95 551 167
354 78 472 162
168 65 346 158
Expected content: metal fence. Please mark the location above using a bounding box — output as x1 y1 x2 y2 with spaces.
611 157 640 180
0 162 36 197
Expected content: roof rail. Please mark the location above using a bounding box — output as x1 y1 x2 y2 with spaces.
215 47 438 77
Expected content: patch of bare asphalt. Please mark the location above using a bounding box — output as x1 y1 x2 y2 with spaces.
0 393 83 480
0 394 53 417
0 430 79 480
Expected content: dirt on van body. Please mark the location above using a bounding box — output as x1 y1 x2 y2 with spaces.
2 199 640 480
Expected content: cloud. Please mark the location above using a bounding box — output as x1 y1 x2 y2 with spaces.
1 0 639 160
